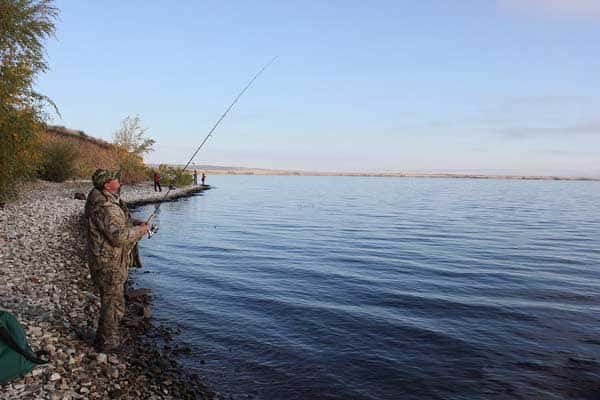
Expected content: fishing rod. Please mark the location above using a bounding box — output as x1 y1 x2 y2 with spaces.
144 56 278 238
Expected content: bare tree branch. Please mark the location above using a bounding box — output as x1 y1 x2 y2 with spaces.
112 114 155 156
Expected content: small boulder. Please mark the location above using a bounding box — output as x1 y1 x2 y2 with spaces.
126 288 151 303
73 192 86 200
96 353 108 364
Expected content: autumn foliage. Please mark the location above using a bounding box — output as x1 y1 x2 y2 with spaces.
112 115 154 184
0 0 58 201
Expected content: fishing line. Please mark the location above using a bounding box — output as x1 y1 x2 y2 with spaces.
145 56 278 236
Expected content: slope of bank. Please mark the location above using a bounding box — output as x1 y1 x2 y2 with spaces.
44 126 121 178
0 181 212 400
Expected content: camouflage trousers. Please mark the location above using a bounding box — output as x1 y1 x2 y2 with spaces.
90 262 128 351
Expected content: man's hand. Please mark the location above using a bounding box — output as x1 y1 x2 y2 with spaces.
138 223 149 234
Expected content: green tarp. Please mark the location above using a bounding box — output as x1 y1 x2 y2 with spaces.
0 311 46 384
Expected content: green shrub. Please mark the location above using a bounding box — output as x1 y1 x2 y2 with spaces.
173 170 193 187
39 141 78 182
0 112 43 202
156 164 193 187
117 151 149 184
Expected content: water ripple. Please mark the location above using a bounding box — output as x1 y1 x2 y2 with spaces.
135 176 600 400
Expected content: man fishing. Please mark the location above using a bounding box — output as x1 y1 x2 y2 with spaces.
85 169 148 352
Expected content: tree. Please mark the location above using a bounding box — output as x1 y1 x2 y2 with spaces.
0 0 58 201
113 115 155 184
112 115 155 156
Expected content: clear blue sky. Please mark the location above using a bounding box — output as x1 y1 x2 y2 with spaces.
38 0 600 176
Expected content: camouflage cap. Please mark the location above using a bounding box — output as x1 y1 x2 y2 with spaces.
92 169 121 189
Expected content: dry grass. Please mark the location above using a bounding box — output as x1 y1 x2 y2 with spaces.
42 127 121 178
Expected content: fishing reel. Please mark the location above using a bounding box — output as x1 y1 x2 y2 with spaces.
145 204 161 239
147 223 159 238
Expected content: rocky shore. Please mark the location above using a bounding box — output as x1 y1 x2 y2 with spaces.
0 181 213 400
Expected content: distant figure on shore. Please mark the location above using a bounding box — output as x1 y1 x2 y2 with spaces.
201 172 206 185
85 169 148 352
193 170 198 185
153 171 161 192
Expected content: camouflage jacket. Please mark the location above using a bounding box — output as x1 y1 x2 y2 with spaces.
85 188 145 273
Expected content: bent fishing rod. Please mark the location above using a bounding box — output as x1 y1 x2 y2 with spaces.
144 56 278 238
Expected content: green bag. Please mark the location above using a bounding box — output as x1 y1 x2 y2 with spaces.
0 311 48 384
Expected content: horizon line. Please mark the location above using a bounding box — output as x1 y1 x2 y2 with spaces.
147 163 600 182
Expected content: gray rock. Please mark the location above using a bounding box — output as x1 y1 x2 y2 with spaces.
96 353 108 364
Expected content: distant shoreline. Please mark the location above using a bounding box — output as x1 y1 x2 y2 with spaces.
152 165 600 181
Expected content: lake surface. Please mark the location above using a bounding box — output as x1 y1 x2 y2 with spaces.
133 176 600 400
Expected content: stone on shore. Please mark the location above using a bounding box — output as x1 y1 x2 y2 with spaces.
0 180 213 400
126 288 151 303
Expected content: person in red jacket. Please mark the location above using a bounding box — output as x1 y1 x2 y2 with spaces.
153 171 161 192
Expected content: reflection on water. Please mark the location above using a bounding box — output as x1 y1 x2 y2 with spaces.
134 176 600 400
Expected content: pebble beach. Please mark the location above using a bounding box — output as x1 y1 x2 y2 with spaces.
0 181 211 400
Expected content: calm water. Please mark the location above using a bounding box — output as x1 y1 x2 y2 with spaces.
133 176 600 400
